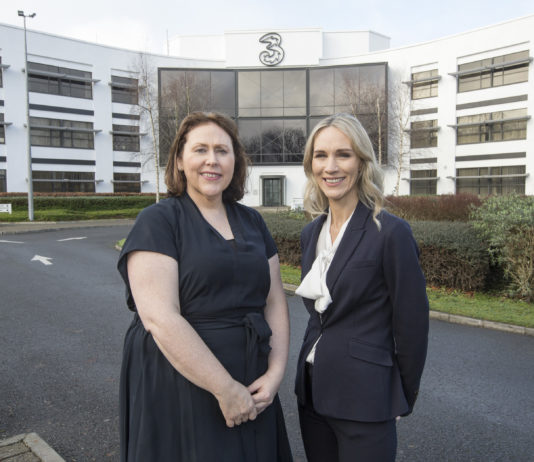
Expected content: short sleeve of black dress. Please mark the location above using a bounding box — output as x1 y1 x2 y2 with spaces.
117 201 179 311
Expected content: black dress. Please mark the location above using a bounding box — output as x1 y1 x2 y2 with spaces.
117 193 293 462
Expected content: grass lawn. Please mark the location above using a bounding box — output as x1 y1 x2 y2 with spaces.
281 264 534 328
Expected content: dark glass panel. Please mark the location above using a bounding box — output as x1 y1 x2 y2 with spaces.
283 70 306 116
238 71 261 117
210 71 235 116
261 71 284 117
309 68 334 115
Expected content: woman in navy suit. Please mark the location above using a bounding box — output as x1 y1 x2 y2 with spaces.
295 113 429 461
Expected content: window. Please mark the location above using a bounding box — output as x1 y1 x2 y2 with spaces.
457 51 530 93
159 69 236 166
410 169 437 195
239 119 306 164
28 62 93 99
456 165 525 195
309 65 387 163
113 172 141 193
238 70 306 117
0 169 5 192
112 125 140 152
111 76 138 104
410 120 438 148
456 108 528 145
411 69 438 99
32 171 95 193
0 113 5 144
30 117 95 149
158 64 388 166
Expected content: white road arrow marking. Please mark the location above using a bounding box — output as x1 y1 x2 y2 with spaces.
31 255 53 266
0 239 24 244
57 237 87 242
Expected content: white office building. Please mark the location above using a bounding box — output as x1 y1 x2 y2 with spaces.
0 15 532 206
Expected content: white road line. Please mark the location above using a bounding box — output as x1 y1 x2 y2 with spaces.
31 255 53 266
0 239 24 244
57 237 87 242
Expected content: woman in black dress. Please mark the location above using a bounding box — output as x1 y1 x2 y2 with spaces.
117 112 292 461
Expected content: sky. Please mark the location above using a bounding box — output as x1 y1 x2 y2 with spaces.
1 0 533 55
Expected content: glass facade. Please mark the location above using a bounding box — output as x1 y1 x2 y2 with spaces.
28 62 93 99
410 169 437 195
30 117 94 149
456 165 525 195
32 171 95 193
457 50 530 92
411 69 439 99
159 64 387 166
410 120 438 148
113 172 141 193
456 108 528 145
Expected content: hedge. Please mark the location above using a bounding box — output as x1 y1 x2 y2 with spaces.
261 212 492 292
385 194 482 222
409 221 490 292
261 211 307 267
1 195 157 211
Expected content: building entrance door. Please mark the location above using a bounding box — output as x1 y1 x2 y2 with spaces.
262 177 284 206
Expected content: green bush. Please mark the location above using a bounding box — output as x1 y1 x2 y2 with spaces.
470 194 534 301
261 211 492 291
3 195 157 212
386 194 482 222
410 221 490 292
261 210 308 266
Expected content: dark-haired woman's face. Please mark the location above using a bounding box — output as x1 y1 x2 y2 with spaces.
178 122 235 203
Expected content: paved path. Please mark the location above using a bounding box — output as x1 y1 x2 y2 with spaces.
1 221 533 461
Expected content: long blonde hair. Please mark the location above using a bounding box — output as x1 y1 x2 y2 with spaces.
302 113 384 229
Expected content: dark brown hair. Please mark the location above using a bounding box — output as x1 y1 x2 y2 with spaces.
165 112 249 201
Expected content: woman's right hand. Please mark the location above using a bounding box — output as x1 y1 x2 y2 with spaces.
216 380 257 428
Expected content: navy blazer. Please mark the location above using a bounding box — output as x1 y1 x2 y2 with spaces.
295 201 429 422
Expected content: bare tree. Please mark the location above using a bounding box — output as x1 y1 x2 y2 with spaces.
132 53 161 202
387 82 411 196
159 71 211 165
340 74 387 165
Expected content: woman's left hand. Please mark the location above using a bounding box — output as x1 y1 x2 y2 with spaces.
247 372 281 414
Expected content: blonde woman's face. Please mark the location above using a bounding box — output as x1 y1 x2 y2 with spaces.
311 126 360 208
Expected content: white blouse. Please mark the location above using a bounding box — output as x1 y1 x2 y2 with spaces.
295 208 354 363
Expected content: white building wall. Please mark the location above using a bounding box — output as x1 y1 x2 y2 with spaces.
1 15 533 201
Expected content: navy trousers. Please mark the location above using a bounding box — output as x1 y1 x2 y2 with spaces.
298 364 397 462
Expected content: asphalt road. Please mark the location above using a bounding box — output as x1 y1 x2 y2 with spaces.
1 226 533 461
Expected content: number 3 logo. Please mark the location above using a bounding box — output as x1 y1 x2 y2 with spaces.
259 33 285 67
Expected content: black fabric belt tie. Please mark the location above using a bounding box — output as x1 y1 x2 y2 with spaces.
187 310 272 462
187 310 272 385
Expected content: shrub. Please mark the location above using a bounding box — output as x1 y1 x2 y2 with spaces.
4 195 157 212
470 194 534 301
410 221 490 292
261 210 308 266
386 194 482 222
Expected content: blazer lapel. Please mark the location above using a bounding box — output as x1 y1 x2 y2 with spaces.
325 201 371 291
301 214 327 280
